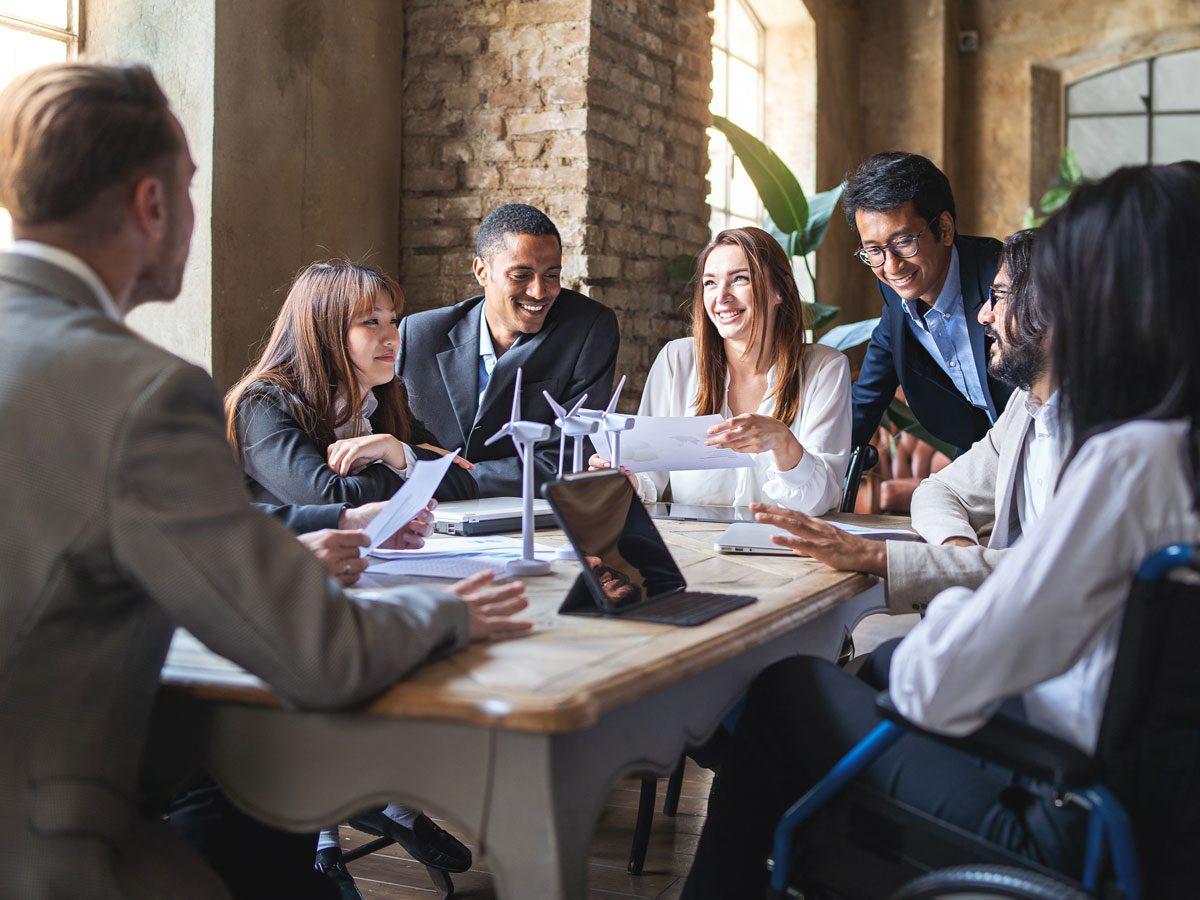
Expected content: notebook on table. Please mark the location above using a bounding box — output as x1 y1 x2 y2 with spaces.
542 470 756 626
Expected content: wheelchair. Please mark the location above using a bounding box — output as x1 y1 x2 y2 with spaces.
767 543 1200 900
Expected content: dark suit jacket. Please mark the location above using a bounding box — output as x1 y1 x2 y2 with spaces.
235 383 477 506
397 289 620 496
254 501 344 533
851 234 1013 454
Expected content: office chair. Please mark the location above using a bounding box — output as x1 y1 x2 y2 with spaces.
838 444 879 514
342 816 456 897
768 542 1200 899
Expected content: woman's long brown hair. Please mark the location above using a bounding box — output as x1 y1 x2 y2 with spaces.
224 260 413 456
692 227 807 425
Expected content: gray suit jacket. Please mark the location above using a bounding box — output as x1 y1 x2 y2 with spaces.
885 388 1046 612
397 290 619 496
0 253 468 899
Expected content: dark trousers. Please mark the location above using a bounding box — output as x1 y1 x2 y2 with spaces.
681 646 1087 900
167 783 337 900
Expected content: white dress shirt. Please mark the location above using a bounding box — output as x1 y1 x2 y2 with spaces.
632 338 851 514
477 303 498 410
333 391 416 477
7 240 121 321
891 419 1200 753
1017 389 1064 532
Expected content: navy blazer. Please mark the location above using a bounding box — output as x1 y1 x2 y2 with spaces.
851 234 1013 454
397 289 620 497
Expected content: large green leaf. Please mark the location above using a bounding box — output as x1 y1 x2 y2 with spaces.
713 115 808 234
804 301 839 332
1057 146 1083 185
1038 186 1072 214
799 182 845 255
883 397 959 459
670 253 697 284
817 317 879 351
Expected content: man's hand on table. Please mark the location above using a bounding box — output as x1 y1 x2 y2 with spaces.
340 499 437 549
449 571 534 642
749 503 888 578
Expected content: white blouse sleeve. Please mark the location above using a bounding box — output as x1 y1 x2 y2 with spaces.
632 346 675 504
761 350 852 514
889 423 1196 749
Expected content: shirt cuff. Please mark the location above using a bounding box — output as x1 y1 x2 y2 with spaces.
769 447 817 486
381 442 417 478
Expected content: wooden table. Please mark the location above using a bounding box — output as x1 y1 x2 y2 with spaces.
148 516 908 899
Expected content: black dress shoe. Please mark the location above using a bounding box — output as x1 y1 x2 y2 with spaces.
314 847 364 900
349 811 473 873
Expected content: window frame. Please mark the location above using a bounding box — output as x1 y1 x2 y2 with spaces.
0 1 80 52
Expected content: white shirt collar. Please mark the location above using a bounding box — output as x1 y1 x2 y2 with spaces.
478 302 497 365
333 390 378 441
7 240 121 321
1024 388 1062 439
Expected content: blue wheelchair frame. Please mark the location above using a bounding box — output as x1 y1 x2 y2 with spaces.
767 544 1200 899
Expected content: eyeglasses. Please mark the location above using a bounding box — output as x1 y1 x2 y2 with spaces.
986 285 1011 308
853 221 932 267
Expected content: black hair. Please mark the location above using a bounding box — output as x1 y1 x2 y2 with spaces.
998 228 1046 349
1034 161 1200 463
842 152 956 239
475 203 561 259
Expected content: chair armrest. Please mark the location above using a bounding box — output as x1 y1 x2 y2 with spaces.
875 694 1099 789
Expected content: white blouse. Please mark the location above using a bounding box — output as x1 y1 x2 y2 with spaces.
891 420 1200 753
633 338 852 514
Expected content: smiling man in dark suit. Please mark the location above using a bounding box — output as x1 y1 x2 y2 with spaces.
845 152 1013 455
397 204 619 497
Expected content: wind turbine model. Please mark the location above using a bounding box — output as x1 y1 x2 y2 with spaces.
485 367 552 576
542 391 598 479
542 390 599 560
582 375 636 470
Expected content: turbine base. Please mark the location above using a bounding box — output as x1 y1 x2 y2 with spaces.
506 558 552 576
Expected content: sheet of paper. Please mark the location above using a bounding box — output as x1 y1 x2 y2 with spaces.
361 449 459 553
590 415 753 473
360 536 557 583
370 535 555 558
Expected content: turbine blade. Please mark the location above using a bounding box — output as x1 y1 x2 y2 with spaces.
484 424 511 447
543 390 567 419
567 392 588 417
511 367 523 423
605 375 626 414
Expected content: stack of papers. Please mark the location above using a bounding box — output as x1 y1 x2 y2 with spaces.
591 415 753 473
361 535 557 583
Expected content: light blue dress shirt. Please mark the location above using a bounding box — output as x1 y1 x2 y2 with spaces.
899 247 996 421
477 303 498 411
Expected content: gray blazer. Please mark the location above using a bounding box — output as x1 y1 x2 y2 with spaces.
0 253 468 899
885 389 1044 612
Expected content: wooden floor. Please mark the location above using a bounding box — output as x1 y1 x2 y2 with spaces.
335 613 917 899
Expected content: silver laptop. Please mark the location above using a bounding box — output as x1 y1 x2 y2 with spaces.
433 497 556 535
714 519 921 555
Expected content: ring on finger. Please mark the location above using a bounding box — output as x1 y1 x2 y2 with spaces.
342 561 351 575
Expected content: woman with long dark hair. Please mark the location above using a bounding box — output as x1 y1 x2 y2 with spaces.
681 163 1200 898
593 226 850 513
225 260 475 506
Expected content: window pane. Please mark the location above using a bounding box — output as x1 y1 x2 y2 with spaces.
1152 115 1200 164
0 26 68 96
1068 115 1148 177
711 0 727 50
1153 49 1200 112
707 129 728 211
0 1 69 29
728 0 759 65
728 214 759 231
710 210 726 237
729 157 758 219
1068 62 1148 115
727 56 761 133
711 47 727 117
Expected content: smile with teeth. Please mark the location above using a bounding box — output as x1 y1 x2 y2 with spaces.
518 301 547 314
716 308 744 322
891 271 917 287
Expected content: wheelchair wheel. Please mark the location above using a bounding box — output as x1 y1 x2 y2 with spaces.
891 864 1090 899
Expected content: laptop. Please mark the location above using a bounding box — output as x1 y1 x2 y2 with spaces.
542 470 757 626
433 498 557 535
714 520 921 555
645 502 757 524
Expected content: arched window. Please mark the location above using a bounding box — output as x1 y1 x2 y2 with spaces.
1066 49 1200 178
708 0 765 234
0 1 80 245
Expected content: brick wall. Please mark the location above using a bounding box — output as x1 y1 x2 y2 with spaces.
400 0 714 410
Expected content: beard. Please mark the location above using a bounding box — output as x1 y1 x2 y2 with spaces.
986 329 1046 391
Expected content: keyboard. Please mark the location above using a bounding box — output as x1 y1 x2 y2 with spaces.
614 590 757 626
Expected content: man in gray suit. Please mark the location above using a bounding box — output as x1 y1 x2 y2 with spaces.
754 229 1060 613
396 204 619 496
0 64 530 899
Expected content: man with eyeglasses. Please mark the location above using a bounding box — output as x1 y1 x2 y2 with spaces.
843 152 1013 455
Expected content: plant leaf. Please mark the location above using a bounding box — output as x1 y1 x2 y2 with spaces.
1022 206 1041 229
713 115 808 234
804 301 840 332
670 253 697 284
1058 146 1083 185
817 317 879 351
798 182 845 255
1039 186 1072 214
